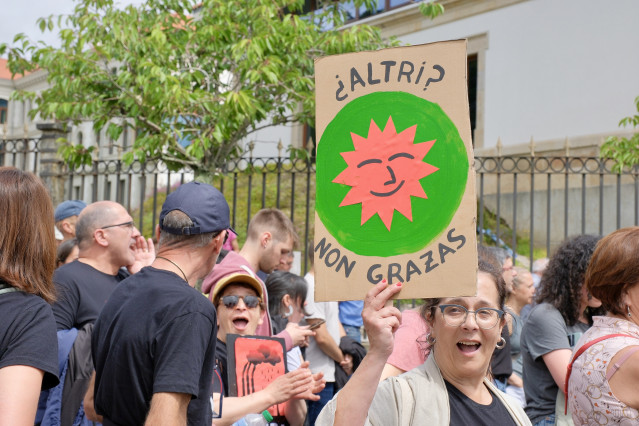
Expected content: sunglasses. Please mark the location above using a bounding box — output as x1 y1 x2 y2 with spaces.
215 229 230 245
221 295 261 309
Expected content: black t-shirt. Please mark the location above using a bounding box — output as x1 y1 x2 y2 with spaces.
213 339 228 396
446 380 516 426
92 267 217 426
0 288 59 390
52 260 129 330
490 327 512 379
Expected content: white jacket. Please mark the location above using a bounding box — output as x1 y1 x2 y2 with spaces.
316 354 531 425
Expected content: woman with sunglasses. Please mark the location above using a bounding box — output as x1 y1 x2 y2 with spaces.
210 272 324 426
316 259 530 425
0 167 59 424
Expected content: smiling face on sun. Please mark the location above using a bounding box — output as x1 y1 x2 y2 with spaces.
332 116 439 231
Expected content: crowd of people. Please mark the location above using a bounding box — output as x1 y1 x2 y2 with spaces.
2 165 639 425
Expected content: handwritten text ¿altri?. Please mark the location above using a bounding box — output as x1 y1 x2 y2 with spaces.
335 60 445 101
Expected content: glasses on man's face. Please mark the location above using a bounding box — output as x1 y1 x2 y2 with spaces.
438 304 504 329
221 294 261 309
101 221 134 230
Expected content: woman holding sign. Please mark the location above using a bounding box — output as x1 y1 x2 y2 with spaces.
316 260 530 425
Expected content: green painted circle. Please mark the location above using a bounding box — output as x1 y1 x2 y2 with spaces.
316 91 468 257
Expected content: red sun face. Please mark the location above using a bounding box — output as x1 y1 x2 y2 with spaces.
332 116 439 231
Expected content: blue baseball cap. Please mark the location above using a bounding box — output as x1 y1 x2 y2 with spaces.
159 181 231 235
54 200 87 222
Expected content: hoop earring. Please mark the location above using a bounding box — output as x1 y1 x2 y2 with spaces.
283 305 294 318
496 337 506 349
426 332 436 345
628 305 632 318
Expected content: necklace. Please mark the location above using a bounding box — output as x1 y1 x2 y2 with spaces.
156 256 188 283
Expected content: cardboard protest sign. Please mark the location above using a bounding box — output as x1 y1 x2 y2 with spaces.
314 40 477 302
226 334 288 424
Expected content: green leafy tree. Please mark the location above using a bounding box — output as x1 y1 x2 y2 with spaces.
600 96 639 173
420 1 444 19
2 0 399 173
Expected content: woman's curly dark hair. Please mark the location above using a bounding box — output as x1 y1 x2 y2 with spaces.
536 234 603 326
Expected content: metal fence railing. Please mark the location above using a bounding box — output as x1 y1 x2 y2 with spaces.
3 136 637 274
475 156 639 265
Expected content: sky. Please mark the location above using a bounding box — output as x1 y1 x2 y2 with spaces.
0 0 144 52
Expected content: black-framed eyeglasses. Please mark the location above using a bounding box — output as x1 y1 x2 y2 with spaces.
101 221 134 230
438 304 504 329
221 295 262 309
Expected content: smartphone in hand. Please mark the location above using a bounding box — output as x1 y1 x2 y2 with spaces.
308 319 326 330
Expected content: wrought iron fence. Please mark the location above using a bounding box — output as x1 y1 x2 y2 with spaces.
3 136 638 273
475 156 639 266
0 137 41 173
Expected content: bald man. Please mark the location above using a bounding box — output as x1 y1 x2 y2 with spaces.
52 201 155 331
44 202 155 425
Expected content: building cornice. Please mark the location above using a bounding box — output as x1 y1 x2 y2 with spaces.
14 69 48 90
345 0 530 39
0 79 14 91
474 130 636 158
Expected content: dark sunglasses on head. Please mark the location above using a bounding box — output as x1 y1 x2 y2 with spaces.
221 295 261 309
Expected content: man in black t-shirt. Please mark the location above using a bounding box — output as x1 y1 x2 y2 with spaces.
52 200 155 330
93 182 230 425
47 201 155 424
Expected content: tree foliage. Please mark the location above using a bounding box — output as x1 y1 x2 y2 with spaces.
420 2 445 19
3 0 399 174
600 96 639 173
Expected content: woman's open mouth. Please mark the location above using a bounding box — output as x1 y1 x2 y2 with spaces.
457 341 481 354
232 318 249 330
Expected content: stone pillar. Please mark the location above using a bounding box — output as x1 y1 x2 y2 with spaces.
36 122 67 206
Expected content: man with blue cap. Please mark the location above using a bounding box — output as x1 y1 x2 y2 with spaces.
54 200 87 242
91 181 230 426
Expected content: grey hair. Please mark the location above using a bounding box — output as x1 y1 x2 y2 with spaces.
484 246 511 267
512 266 532 289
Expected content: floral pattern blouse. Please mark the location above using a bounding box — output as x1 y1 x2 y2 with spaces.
568 316 639 425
